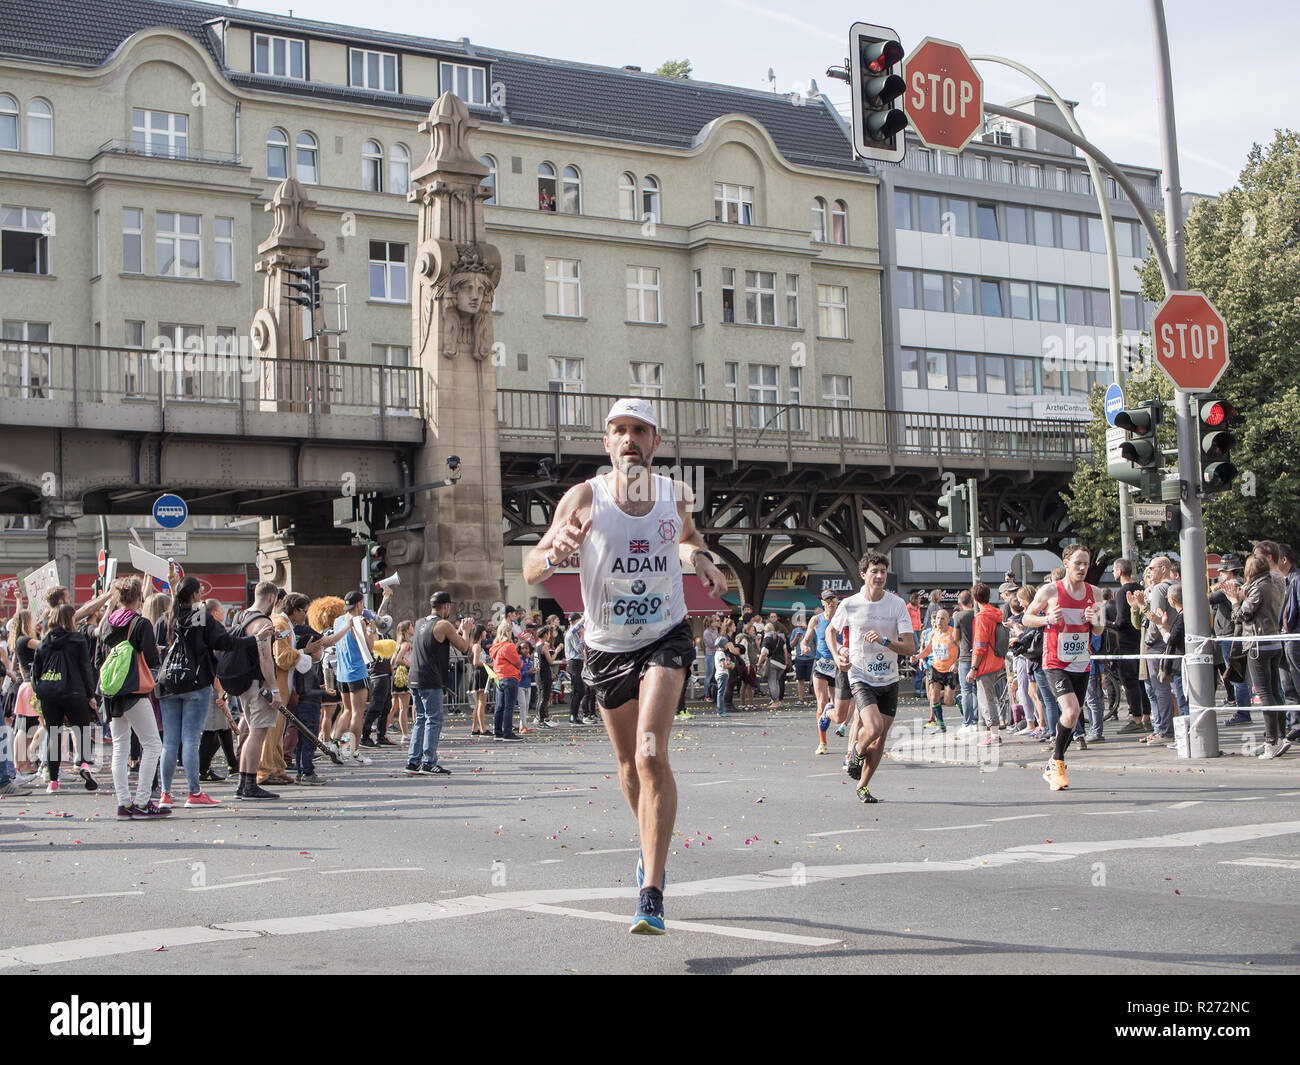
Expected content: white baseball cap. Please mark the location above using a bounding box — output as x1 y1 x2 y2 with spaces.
605 397 659 431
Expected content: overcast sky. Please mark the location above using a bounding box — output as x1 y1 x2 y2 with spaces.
238 0 1294 196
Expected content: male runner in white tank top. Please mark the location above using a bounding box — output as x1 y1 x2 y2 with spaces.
524 398 727 935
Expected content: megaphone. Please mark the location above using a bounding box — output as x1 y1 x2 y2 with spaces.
376 572 401 590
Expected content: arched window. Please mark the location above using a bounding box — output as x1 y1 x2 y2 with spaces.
1 95 20 151
641 174 661 224
389 143 410 195
618 172 637 220
811 197 827 242
537 161 557 211
25 99 52 155
296 131 318 184
561 165 581 214
266 127 288 179
831 199 848 244
362 139 383 192
480 155 497 205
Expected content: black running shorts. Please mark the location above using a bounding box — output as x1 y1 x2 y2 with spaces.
851 680 899 718
835 668 852 702
928 667 958 691
1044 668 1090 703
583 618 695 711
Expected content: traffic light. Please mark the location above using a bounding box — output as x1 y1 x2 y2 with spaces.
366 541 387 582
1107 399 1164 497
849 22 907 164
1197 395 1238 494
937 483 968 537
282 266 320 309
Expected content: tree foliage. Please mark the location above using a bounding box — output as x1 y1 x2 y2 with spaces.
655 59 692 79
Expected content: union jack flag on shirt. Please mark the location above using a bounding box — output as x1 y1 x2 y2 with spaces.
628 539 650 554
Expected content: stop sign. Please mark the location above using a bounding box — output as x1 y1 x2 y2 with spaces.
1206 553 1221 582
1152 290 1229 392
97 549 106 578
904 38 983 151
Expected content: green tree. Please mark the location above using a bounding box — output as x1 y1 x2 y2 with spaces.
655 59 692 79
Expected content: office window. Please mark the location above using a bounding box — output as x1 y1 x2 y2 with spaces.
642 175 660 223
950 275 975 315
1037 283 1060 322
980 280 1003 317
155 211 200 278
1090 290 1111 328
745 270 776 325
1009 281 1032 320
692 269 703 325
1006 206 1029 244
817 284 848 338
544 257 581 316
92 209 100 276
894 190 912 230
295 132 318 184
942 151 960 175
629 361 663 398
537 162 557 210
1114 219 1136 258
1053 167 1069 191
1121 292 1140 331
811 197 827 242
714 183 754 225
1033 209 1055 247
122 207 142 274
440 62 487 105
956 354 978 392
388 144 409 196
214 217 234 281
926 351 949 390
560 165 581 214
479 155 497 205
26 99 52 154
1067 364 1088 396
945 197 971 237
900 349 920 389
789 366 804 430
0 95 16 151
350 48 398 92
1023 164 1042 188
1042 362 1063 395
267 128 288 179
1087 216 1106 253
967 155 988 180
786 274 799 327
984 356 1007 394
721 267 735 322
918 193 942 233
1061 213 1082 250
131 109 187 159
1064 286 1087 325
996 159 1015 183
254 34 305 79
821 374 853 438
368 240 407 302
977 203 999 240
831 200 848 244
547 356 585 426
921 272 945 312
896 269 916 310
363 139 384 192
619 172 637 220
625 266 661 323
1 206 51 274
1011 357 1036 396
748 363 779 428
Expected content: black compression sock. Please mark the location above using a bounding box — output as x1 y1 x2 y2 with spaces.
1054 723 1074 762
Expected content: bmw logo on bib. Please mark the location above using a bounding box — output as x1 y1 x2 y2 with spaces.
632 579 646 595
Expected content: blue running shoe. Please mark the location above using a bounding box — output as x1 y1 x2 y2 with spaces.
834 723 846 737
635 854 666 889
629 887 666 935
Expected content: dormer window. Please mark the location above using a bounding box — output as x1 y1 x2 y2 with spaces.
350 48 398 93
254 34 305 79
440 62 487 105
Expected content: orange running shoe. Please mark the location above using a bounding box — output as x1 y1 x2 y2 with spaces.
1043 759 1070 791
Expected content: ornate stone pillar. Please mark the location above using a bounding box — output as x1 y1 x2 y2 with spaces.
403 92 506 618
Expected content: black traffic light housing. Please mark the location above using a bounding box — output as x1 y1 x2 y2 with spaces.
1196 395 1238 495
367 541 387 582
937 483 969 538
849 22 907 164
1107 399 1164 498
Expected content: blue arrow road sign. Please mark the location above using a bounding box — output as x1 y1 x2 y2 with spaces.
1104 383 1125 426
152 494 188 529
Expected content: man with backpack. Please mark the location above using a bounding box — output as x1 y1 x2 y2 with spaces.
215 581 283 800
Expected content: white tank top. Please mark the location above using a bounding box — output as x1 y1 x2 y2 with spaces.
579 473 686 652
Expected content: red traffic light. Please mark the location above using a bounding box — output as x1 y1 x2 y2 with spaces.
866 40 903 73
1201 399 1234 426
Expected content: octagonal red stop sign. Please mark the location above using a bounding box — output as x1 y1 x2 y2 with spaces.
904 38 983 152
1152 290 1230 392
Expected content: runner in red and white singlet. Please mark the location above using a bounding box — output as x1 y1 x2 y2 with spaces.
1023 544 1105 791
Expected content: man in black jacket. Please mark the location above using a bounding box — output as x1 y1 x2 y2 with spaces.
1110 559 1150 734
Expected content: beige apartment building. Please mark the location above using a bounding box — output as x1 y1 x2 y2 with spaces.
0 0 886 605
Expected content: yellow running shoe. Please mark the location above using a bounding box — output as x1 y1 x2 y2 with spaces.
815 741 828 755
1043 759 1070 791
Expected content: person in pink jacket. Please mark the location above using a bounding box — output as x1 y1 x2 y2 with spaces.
967 583 1007 746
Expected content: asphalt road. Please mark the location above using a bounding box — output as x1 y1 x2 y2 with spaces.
3 696 1298 975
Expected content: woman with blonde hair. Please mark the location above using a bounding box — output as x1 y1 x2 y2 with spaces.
488 620 522 740
390 620 413 742
308 596 346 742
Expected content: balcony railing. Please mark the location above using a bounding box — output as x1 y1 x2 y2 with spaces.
96 140 243 167
498 389 1090 469
0 342 422 443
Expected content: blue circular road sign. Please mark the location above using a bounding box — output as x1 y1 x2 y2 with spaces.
1104 383 1125 426
153 494 188 529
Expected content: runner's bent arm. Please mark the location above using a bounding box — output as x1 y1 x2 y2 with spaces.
1022 586 1056 628
523 483 593 585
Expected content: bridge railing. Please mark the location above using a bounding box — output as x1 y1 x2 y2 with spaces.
0 341 423 442
497 390 1091 467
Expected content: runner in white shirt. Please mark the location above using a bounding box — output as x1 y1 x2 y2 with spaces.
829 552 915 804
523 398 727 935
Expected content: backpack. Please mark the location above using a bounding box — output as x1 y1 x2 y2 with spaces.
1010 626 1043 663
993 620 1010 658
214 610 267 695
33 641 76 703
99 617 144 697
157 618 203 697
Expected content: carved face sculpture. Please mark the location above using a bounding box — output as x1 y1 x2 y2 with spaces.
452 273 489 315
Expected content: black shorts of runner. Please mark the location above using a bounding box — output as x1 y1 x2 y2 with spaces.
794 658 813 682
340 678 369 694
1044 668 1090 703
582 618 695 711
851 680 899 718
834 668 851 702
928 667 958 691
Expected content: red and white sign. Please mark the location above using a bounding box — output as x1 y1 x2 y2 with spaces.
1152 290 1229 392
903 38 983 152
0 572 248 610
1206 553 1221 582
97 549 107 578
